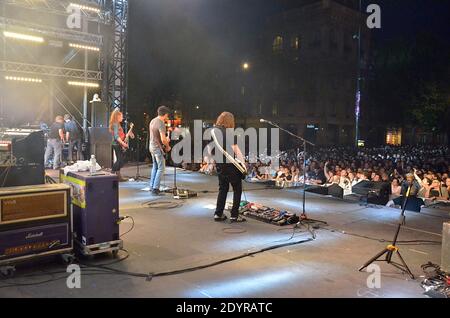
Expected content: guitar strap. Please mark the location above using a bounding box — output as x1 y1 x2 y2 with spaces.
211 128 246 175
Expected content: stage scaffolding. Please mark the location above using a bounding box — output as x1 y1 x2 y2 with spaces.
0 0 128 132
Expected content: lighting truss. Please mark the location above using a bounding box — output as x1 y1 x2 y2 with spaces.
0 61 102 80
3 31 44 43
69 43 100 51
68 81 99 87
2 0 111 25
5 75 42 82
0 17 103 46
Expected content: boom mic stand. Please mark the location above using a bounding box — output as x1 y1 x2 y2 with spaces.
358 185 415 279
133 133 148 181
261 119 325 230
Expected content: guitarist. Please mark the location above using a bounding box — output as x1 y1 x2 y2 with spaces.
213 112 246 223
109 108 134 181
149 106 172 195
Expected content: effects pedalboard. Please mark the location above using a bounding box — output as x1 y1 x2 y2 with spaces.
170 188 198 199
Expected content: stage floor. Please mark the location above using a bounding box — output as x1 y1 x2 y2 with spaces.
1 164 449 298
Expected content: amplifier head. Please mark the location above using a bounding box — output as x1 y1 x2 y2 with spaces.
0 184 70 226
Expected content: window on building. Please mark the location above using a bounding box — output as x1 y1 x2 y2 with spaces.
329 29 338 50
241 86 246 96
272 103 279 116
272 36 283 53
273 76 279 91
291 36 301 50
386 128 402 146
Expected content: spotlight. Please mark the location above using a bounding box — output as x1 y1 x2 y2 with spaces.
5 76 42 83
3 31 44 43
69 3 101 13
69 43 100 51
68 81 100 88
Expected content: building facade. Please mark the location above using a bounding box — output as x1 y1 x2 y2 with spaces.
243 0 372 147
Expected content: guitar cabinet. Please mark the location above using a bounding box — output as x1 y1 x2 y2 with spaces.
0 184 72 265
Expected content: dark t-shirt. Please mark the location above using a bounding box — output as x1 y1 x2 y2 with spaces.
49 122 64 139
212 126 237 171
64 120 80 140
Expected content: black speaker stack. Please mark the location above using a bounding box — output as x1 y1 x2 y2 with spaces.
0 129 45 187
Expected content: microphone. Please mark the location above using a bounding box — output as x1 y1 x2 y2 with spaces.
260 118 268 123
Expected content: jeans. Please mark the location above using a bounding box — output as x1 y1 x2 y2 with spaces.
215 164 242 218
68 139 82 162
112 144 125 172
149 148 165 190
44 138 62 170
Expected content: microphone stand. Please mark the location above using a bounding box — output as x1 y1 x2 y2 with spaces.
262 120 325 231
358 185 414 279
134 132 148 181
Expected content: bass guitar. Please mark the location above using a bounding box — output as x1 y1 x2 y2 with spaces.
211 128 248 179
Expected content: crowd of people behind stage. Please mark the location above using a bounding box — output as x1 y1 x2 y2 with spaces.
194 145 450 202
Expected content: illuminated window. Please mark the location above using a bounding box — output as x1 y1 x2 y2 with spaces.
386 128 402 146
291 36 301 50
272 36 283 52
272 103 279 116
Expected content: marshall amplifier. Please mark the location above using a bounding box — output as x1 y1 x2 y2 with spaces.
0 184 72 265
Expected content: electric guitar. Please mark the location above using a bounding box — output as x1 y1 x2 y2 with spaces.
122 122 135 152
211 128 248 179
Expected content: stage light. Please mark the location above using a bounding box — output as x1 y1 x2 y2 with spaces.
68 81 99 88
3 31 44 43
5 76 42 83
69 3 101 13
69 43 100 51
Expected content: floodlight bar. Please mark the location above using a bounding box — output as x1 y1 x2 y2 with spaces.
5 76 42 83
68 81 99 88
69 3 101 13
3 31 44 43
69 43 100 51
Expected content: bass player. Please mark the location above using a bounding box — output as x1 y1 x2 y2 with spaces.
212 112 247 223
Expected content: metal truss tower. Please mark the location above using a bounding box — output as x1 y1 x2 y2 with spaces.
106 0 128 115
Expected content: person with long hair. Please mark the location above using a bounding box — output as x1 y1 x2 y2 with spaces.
212 112 246 223
109 108 128 180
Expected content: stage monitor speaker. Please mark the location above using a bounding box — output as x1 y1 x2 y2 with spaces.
91 102 108 128
328 183 344 199
442 222 450 273
352 180 376 196
88 127 112 169
305 185 328 196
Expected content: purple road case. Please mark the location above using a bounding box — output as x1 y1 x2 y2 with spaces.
61 171 120 247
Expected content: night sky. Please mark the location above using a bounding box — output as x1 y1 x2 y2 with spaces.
128 0 450 120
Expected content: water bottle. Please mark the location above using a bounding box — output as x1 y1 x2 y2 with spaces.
90 155 97 174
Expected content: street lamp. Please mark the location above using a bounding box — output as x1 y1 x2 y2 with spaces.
242 62 250 71
354 0 362 147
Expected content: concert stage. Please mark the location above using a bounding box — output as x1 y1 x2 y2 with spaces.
1 165 448 298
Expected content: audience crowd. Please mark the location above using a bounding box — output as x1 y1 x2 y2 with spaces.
189 145 450 202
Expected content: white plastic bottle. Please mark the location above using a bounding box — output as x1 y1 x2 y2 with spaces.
90 155 97 174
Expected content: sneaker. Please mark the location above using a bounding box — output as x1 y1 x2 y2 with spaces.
230 216 246 223
214 214 228 222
